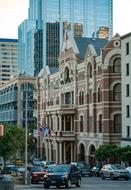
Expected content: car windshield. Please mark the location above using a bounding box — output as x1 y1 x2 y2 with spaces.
46 165 56 172
52 165 70 173
111 164 124 170
31 166 43 172
46 161 54 165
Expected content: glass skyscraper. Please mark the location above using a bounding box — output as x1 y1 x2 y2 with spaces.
18 0 113 76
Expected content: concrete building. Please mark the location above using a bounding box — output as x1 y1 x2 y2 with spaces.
121 32 131 147
0 38 18 86
0 76 37 128
37 31 121 165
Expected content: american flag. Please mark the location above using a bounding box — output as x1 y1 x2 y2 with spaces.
38 123 56 136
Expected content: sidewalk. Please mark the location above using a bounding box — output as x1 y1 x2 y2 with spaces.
14 184 43 190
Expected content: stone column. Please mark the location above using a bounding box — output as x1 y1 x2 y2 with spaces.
63 142 66 163
55 141 58 164
49 140 52 161
45 140 49 160
71 142 73 162
59 141 62 164
59 115 62 131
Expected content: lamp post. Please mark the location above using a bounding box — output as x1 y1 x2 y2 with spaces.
25 90 28 185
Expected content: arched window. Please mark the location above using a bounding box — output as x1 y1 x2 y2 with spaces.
81 91 84 104
64 67 70 84
113 83 121 101
98 87 102 102
50 96 53 106
80 115 84 132
98 66 102 75
87 63 92 78
113 114 121 133
56 96 59 105
113 58 121 73
79 91 84 105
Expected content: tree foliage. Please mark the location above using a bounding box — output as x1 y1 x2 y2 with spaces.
0 124 25 161
95 144 131 165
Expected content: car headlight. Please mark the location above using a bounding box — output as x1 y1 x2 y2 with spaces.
44 174 49 178
62 174 68 178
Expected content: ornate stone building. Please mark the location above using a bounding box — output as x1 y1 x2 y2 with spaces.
38 31 121 165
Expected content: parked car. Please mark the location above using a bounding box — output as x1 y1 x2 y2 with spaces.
101 164 130 180
30 166 47 183
41 161 55 169
16 166 26 176
126 166 131 178
4 164 17 174
44 164 56 172
43 164 81 189
71 162 92 177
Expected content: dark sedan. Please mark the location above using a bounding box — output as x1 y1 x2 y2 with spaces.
71 162 92 177
43 164 81 189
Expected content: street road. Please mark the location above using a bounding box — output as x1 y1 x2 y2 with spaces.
14 176 131 190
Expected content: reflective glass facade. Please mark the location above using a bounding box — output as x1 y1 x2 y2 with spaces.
19 0 113 76
42 0 113 38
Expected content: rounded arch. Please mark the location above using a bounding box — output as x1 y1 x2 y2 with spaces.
64 66 70 83
97 84 103 102
113 83 121 101
103 49 121 69
79 143 86 162
87 62 92 78
88 144 96 166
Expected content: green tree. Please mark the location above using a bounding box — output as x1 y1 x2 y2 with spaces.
95 144 118 164
95 144 131 166
0 124 25 161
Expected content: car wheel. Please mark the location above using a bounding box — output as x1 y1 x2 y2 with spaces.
44 184 50 189
56 185 60 188
101 173 105 180
66 179 71 188
76 178 81 187
110 173 114 180
31 180 34 184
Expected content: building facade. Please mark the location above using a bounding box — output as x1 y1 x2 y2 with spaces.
0 76 37 128
18 0 113 76
0 38 18 86
37 30 121 165
121 33 131 147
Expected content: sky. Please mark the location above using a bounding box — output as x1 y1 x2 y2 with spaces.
0 0 131 39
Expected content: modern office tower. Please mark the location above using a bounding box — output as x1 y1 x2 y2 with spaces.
0 38 18 86
42 0 113 71
18 0 43 76
18 0 113 76
34 30 43 76
18 20 37 76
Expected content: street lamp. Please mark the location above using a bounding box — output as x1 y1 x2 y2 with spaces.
24 84 38 185
25 90 28 185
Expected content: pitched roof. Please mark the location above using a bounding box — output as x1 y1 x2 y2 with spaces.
74 37 108 58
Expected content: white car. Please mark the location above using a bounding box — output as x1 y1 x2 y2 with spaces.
126 167 131 178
